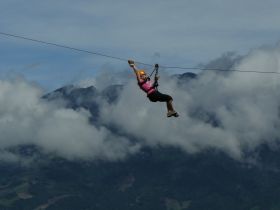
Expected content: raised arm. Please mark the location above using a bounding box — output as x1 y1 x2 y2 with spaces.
128 60 141 83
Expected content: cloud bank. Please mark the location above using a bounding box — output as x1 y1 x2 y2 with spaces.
100 45 280 160
0 78 139 163
1 45 280 163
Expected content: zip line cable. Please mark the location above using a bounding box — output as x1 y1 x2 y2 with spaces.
1 31 280 75
164 66 280 74
0 32 129 63
0 32 153 67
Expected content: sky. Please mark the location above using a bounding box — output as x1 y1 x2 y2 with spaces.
1 0 280 164
1 0 280 90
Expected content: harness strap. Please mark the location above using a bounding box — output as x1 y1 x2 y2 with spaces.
152 64 159 89
148 64 159 78
138 80 156 93
138 64 159 93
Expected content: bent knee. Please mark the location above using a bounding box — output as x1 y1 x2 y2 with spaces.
167 95 173 101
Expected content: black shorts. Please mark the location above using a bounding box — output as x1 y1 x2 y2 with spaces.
147 91 173 102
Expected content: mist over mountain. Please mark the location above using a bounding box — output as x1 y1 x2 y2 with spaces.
2 46 280 163
1 46 280 209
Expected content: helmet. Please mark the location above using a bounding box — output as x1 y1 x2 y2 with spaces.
137 70 146 75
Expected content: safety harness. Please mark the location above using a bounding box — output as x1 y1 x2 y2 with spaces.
148 64 159 90
137 63 160 94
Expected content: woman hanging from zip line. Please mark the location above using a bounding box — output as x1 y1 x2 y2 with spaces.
128 60 179 117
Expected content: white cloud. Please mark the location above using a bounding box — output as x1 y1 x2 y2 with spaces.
0 78 140 163
77 64 129 90
2 39 280 164
99 45 280 161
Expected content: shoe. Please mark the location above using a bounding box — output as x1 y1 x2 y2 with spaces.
167 110 179 117
173 112 179 117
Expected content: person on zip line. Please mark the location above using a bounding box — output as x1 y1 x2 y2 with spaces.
128 60 179 117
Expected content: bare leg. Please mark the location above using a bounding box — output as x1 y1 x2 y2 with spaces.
166 99 179 117
166 99 175 112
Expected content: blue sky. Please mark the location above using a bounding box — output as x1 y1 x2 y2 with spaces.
1 0 280 90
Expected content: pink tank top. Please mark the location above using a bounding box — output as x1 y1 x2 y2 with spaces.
138 79 156 95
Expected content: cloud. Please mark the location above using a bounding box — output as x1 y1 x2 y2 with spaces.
99 45 280 161
77 63 130 90
1 43 280 164
0 77 140 163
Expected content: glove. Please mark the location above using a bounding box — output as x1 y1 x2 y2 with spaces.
128 60 135 67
